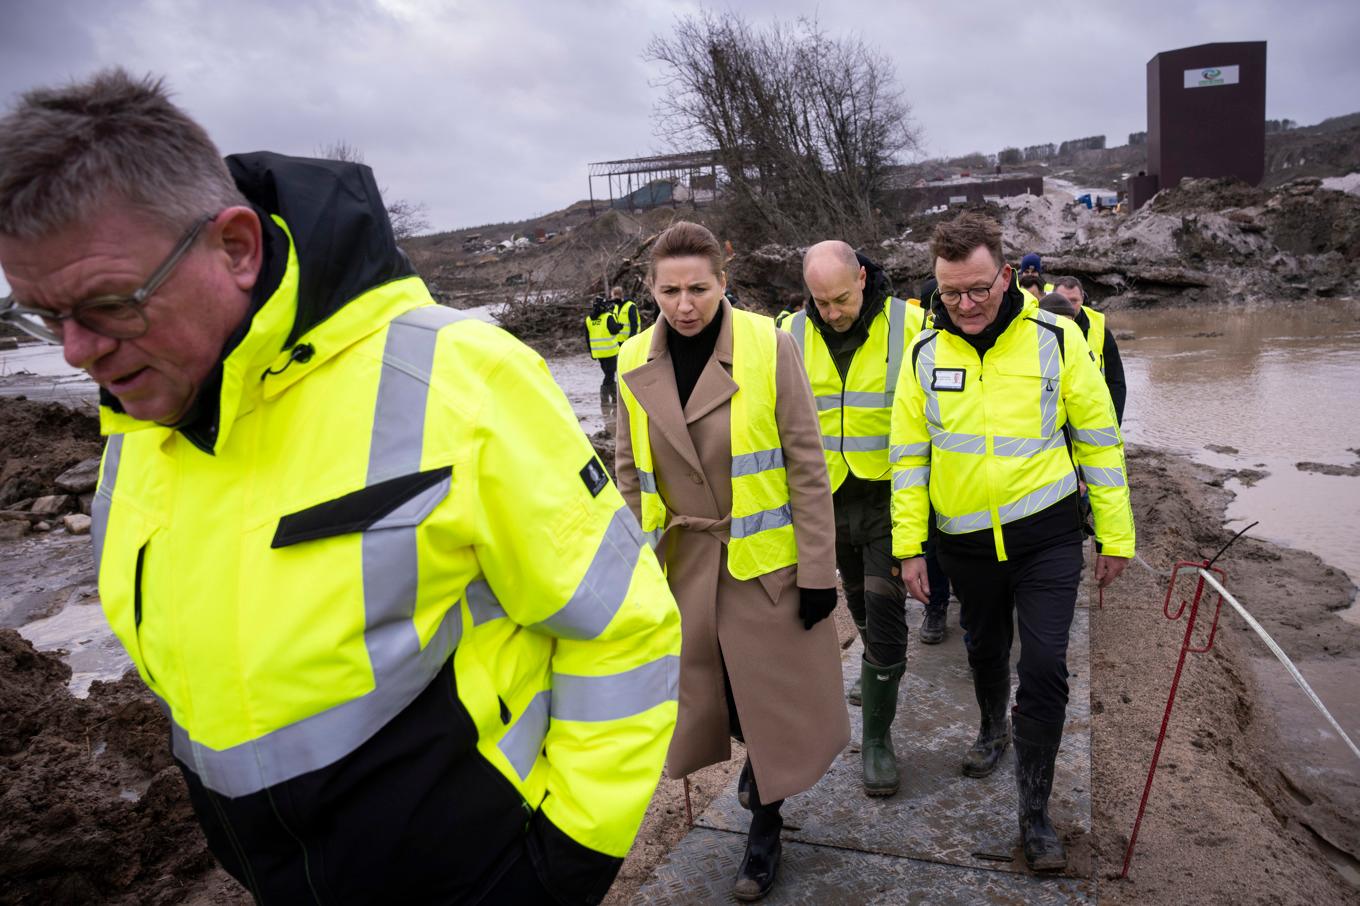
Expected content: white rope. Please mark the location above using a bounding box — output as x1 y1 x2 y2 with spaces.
1197 568 1360 765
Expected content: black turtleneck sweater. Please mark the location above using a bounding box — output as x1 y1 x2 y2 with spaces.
667 304 724 408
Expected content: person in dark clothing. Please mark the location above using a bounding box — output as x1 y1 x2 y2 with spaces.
891 213 1135 871
585 293 622 419
1051 276 1125 424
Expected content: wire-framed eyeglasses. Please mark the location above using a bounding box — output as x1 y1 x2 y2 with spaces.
0 212 216 345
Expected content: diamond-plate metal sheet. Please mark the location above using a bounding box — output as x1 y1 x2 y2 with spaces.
638 827 1096 905
692 596 1094 880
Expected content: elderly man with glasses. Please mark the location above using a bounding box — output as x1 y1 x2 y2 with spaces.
0 69 682 905
889 212 1134 871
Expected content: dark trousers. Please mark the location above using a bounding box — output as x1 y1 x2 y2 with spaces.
836 531 908 666
937 541 1083 726
598 356 617 402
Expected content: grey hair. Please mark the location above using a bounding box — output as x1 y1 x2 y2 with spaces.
0 67 247 239
1038 291 1079 319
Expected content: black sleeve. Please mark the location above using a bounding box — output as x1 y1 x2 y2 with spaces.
627 305 640 335
1102 328 1126 425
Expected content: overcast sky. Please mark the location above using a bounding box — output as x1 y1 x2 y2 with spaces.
1 0 1358 235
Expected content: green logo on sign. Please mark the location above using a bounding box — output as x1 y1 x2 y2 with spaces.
1202 68 1221 80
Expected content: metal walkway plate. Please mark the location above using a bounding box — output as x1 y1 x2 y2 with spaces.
637 596 1095 904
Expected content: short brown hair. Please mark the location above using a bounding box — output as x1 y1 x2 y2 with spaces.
0 68 246 238
1051 275 1083 294
930 212 1003 268
647 221 724 282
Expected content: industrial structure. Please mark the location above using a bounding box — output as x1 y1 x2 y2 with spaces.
586 150 722 214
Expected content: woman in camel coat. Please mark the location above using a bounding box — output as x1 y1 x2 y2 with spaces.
615 222 849 902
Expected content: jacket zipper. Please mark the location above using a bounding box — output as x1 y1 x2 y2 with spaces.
133 544 154 684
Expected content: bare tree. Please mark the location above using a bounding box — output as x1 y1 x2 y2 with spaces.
646 12 918 245
316 141 431 241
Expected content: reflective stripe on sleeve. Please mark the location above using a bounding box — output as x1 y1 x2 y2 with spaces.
550 654 679 723
499 689 551 780
531 505 643 640
892 466 930 491
1081 465 1127 487
891 442 930 462
1074 426 1121 447
466 579 508 626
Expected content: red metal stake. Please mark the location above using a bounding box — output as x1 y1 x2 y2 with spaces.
1120 559 1227 879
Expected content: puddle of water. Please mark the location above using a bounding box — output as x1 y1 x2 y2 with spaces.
545 353 611 438
1117 299 1360 622
18 599 130 697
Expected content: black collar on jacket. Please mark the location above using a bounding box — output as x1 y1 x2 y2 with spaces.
931 281 1027 359
805 252 892 355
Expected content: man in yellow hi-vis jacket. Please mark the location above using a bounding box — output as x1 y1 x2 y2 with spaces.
890 213 1133 873
0 69 680 905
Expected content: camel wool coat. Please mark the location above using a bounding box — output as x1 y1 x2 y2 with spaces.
615 299 850 804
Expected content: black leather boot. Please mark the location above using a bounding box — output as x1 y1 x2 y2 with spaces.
737 756 752 810
1012 712 1067 871
920 606 947 644
733 801 783 901
961 673 1011 778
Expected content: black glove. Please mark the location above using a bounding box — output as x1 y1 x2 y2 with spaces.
798 587 837 630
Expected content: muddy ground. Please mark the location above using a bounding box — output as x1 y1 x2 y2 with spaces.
2 401 1357 903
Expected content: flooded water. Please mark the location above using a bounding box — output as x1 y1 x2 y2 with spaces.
1115 299 1360 622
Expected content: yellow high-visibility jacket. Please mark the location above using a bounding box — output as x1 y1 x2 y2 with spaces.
889 298 1134 562
618 309 797 580
782 296 928 490
1084 306 1107 372
612 299 639 343
92 152 680 904
586 312 621 358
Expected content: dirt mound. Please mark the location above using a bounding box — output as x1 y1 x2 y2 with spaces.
0 399 103 508
0 630 243 904
1147 177 1269 214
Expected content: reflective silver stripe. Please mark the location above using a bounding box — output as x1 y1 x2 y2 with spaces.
551 654 679 723
815 394 843 411
174 305 467 797
731 448 785 477
790 311 808 356
637 468 658 494
499 689 550 780
930 430 986 455
892 466 930 491
937 510 993 533
532 505 643 640
1074 426 1120 447
644 527 664 550
589 339 617 349
837 435 892 451
1036 324 1061 439
731 503 793 539
936 471 1079 535
839 390 892 408
891 442 930 462
915 332 941 429
885 297 907 395
992 432 1067 458
998 470 1078 522
1081 465 1127 487
466 578 507 625
91 433 124 574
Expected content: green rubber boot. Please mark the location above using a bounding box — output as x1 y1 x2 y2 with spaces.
860 658 905 797
847 621 867 706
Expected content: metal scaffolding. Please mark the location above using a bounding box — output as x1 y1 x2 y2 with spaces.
586 150 723 214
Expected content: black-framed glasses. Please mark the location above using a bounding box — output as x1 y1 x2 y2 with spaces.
935 261 1006 306
0 212 216 345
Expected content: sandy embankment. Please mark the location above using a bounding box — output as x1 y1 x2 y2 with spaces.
1 394 1357 903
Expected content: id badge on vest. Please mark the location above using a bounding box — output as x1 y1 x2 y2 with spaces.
932 368 966 392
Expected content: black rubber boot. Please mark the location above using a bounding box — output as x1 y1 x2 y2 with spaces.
860 658 905 797
733 800 783 901
1012 712 1068 872
961 673 1011 778
920 606 947 645
847 620 867 706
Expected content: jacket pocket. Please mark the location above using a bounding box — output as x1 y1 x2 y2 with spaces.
271 466 452 548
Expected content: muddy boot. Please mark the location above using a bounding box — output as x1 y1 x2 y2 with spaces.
860 658 905 797
733 798 783 901
847 620 867 705
920 606 947 645
1013 712 1067 872
961 674 1011 778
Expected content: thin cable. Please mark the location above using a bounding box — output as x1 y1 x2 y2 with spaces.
1197 569 1360 765
1206 520 1260 570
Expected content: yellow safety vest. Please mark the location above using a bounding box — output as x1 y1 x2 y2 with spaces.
889 299 1134 562
774 309 795 328
1084 307 1107 373
782 296 924 490
613 299 639 343
618 310 797 581
586 313 620 359
93 219 680 861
